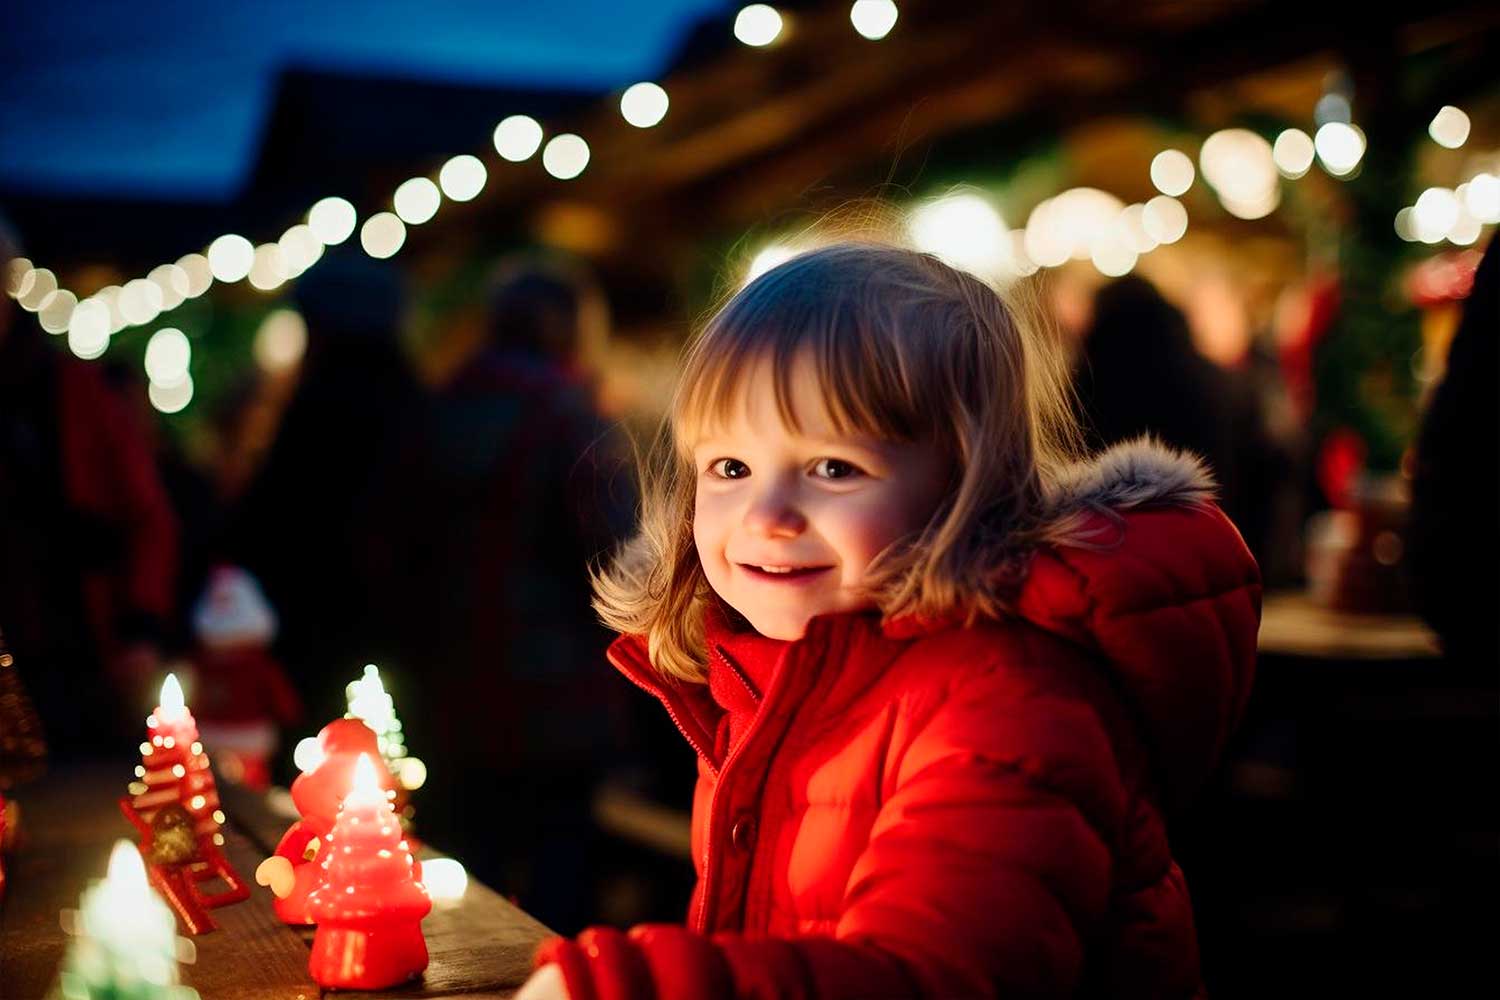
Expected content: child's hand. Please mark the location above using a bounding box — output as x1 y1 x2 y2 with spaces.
514 963 569 1000
254 856 295 898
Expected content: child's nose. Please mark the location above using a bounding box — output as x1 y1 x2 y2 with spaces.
743 490 807 538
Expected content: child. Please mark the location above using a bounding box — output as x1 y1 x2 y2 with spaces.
519 242 1261 999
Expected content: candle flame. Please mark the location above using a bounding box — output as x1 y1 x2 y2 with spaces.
346 752 383 808
159 673 186 720
107 840 147 888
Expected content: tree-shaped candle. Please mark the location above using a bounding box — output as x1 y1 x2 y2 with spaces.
305 754 431 990
52 840 200 1000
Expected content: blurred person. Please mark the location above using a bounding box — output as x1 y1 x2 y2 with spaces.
1408 238 1499 668
379 253 638 933
227 250 421 721
0 214 178 751
1074 275 1277 570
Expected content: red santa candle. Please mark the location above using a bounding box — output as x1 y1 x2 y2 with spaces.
130 674 224 846
305 754 430 990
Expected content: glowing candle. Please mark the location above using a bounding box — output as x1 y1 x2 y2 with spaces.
131 673 221 845
305 754 431 989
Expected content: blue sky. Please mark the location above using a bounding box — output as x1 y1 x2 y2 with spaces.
0 0 727 198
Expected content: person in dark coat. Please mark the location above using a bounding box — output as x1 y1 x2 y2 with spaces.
382 254 637 933
1074 275 1275 567
1407 239 1499 668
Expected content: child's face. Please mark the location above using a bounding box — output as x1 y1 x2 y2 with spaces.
691 354 950 640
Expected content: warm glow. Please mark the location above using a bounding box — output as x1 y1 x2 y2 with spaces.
144 328 191 387
159 674 186 720
1114 204 1159 255
620 82 670 128
493 115 544 161
734 4 783 46
119 278 165 327
294 736 325 773
1200 129 1277 210
1090 231 1138 277
107 839 149 889
1314 122 1365 176
1394 207 1417 242
908 192 1011 279
849 0 898 40
1414 187 1460 242
147 264 189 313
278 224 324 278
307 197 358 245
177 253 214 297
360 213 407 259
1150 149 1195 196
149 375 194 414
4 257 33 298
439 154 488 201
254 308 308 374
745 243 802 286
398 756 427 791
38 289 77 334
208 234 255 283
423 858 468 902
1428 105 1470 149
1448 208 1481 246
68 300 111 359
1464 173 1500 223
1220 185 1281 221
248 243 288 292
18 267 57 312
1142 195 1189 244
1272 129 1315 179
346 753 385 809
543 134 590 180
1023 187 1126 267
394 177 442 225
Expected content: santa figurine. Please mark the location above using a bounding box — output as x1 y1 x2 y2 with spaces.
254 718 401 924
187 566 302 790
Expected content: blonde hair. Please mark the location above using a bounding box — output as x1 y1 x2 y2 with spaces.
593 240 1090 683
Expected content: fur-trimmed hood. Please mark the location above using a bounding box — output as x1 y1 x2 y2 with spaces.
1012 436 1262 809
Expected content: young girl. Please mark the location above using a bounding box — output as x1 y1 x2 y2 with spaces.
518 242 1261 999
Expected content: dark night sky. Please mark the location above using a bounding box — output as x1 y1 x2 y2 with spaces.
1 0 727 199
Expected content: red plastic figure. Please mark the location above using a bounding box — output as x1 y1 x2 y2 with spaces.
255 718 399 924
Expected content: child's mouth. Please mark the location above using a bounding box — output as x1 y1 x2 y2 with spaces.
739 564 833 582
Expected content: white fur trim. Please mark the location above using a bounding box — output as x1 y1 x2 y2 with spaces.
1047 435 1218 517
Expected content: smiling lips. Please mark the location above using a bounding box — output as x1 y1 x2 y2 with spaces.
739 563 833 582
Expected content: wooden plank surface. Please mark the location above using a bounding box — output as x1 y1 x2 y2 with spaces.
3 762 554 999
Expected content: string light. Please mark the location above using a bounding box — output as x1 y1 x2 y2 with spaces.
542 134 590 180
1428 106 1470 149
849 1 898 41
620 83 670 129
360 213 407 259
734 5 783 46
438 155 487 201
493 115 543 161
307 197 358 245
393 177 441 225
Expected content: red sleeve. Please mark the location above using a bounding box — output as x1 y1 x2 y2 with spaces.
533 665 1123 999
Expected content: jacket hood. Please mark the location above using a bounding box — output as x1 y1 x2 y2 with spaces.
1007 437 1261 809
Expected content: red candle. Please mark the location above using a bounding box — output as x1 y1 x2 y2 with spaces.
305 754 431 990
131 674 223 845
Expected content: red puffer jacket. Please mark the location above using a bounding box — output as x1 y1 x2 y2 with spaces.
536 441 1262 998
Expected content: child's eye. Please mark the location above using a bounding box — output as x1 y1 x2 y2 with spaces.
813 458 863 480
708 458 750 479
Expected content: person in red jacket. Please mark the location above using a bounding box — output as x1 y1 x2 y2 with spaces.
520 242 1262 999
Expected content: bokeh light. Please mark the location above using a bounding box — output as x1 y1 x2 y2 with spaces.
247 244 288 291
68 301 111 359
307 197 358 245
17 267 56 311
1142 195 1189 244
438 155 488 201
394 177 441 225
144 328 191 387
542 134 590 180
254 308 308 374
119 278 164 326
1314 122 1365 176
734 5 783 47
208 234 255 283
38 289 78 334
5 257 34 298
423 858 468 902
1200 129 1278 213
360 213 407 259
1150 150 1195 196
493 115 544 162
278 224 324 279
849 1 898 41
149 374 194 414
177 253 214 297
620 82 670 128
1428 106 1470 149
148 263 190 312
908 192 1011 279
1463 173 1500 223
